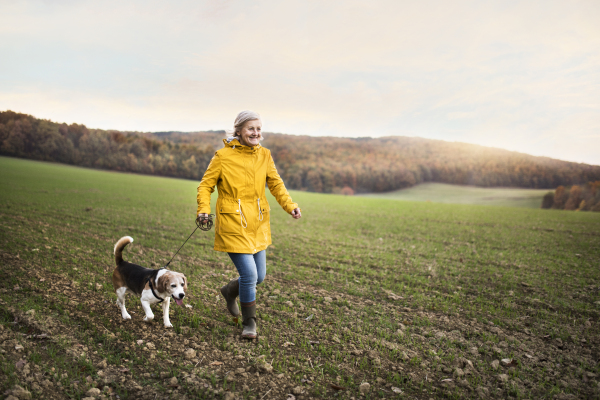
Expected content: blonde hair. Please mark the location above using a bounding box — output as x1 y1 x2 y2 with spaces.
231 110 262 138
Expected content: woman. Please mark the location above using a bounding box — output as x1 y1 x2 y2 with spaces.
197 111 301 339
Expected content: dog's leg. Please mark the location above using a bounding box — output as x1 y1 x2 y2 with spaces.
162 297 172 328
141 300 155 322
115 287 131 320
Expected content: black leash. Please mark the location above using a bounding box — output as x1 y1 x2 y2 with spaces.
163 214 214 268
144 216 213 304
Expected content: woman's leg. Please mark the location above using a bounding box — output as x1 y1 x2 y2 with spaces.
229 250 267 339
228 253 259 304
253 250 266 286
228 252 262 339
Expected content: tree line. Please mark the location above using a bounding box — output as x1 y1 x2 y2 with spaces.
0 111 215 180
541 182 600 212
2 111 600 195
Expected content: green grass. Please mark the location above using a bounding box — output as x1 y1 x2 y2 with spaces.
0 156 599 399
362 182 551 208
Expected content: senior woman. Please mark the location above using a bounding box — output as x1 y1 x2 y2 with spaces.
196 111 301 339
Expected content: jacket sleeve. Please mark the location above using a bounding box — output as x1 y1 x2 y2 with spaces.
197 153 221 215
266 151 299 214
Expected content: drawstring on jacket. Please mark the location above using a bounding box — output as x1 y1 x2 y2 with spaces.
258 199 263 221
238 199 248 228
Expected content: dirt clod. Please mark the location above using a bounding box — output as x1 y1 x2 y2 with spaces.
86 387 101 397
490 359 500 370
359 382 370 393
9 385 31 400
476 386 489 398
458 379 470 388
184 348 196 359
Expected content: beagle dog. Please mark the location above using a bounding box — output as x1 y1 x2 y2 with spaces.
112 236 187 328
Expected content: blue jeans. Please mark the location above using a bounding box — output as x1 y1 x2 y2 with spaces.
228 251 266 304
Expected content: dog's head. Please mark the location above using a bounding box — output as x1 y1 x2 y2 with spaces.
157 271 188 306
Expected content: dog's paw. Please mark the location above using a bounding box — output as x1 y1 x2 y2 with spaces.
122 313 132 320
143 315 154 322
164 321 173 328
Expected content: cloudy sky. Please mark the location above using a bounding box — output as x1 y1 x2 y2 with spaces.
1 0 599 164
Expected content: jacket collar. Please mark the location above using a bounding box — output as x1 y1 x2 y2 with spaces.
222 138 261 152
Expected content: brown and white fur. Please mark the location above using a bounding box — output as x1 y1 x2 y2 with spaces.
112 236 187 328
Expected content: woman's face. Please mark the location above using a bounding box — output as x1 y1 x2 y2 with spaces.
237 119 262 147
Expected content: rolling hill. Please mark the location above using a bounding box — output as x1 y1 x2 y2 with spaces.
2 110 600 195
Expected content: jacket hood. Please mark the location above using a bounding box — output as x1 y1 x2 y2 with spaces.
223 137 261 151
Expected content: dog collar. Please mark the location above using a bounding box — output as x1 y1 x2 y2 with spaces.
147 269 165 303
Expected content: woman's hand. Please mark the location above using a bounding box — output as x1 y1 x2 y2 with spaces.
197 213 209 222
291 208 302 219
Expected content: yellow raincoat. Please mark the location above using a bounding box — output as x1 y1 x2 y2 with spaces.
197 138 299 254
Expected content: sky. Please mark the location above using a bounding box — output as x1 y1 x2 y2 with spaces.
1 0 599 165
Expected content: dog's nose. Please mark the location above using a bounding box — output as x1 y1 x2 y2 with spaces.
179 293 185 299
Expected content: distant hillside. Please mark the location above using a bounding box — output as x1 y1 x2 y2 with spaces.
149 131 600 193
2 110 600 194
0 111 215 181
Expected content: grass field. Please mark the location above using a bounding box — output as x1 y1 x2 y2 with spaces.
0 156 599 400
362 183 550 208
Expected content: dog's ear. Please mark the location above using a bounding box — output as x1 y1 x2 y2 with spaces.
156 272 170 293
182 275 188 291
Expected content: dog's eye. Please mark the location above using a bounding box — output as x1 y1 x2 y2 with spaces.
171 284 176 288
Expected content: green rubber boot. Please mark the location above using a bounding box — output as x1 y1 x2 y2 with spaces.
240 302 257 339
220 279 240 317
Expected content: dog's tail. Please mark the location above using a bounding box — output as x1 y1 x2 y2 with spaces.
114 236 134 265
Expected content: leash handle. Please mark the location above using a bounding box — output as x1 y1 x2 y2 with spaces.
164 215 215 268
196 214 215 231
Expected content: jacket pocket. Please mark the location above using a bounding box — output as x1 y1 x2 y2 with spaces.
258 199 270 222
259 198 270 214
217 203 241 235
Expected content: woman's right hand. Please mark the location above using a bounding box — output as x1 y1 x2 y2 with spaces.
197 213 209 222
